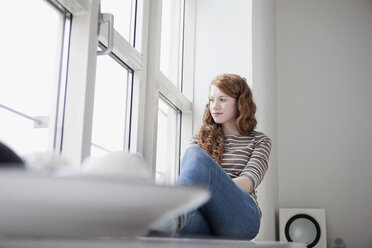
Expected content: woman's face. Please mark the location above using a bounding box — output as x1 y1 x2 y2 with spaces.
209 85 238 126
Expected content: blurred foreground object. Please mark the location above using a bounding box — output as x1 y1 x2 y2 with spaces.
0 170 210 238
0 142 24 168
82 151 153 183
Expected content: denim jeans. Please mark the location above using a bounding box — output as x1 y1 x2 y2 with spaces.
176 145 260 240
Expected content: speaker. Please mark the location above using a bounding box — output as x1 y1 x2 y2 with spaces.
279 208 327 248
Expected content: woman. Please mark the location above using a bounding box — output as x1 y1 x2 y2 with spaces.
151 74 271 239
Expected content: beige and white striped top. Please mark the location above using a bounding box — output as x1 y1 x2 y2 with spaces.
190 130 272 215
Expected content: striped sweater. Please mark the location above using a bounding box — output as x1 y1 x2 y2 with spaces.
190 130 272 214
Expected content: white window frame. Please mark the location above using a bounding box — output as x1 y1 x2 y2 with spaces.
57 0 195 176
61 0 100 165
0 1 72 156
140 0 195 176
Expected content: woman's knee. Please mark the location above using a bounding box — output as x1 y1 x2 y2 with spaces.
178 146 215 185
183 145 207 160
182 147 215 175
182 145 214 170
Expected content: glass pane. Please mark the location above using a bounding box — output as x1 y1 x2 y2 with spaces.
0 1 63 156
91 55 132 156
160 0 183 86
100 0 135 44
134 0 144 52
156 98 180 184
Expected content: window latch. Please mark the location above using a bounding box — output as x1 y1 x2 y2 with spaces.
97 4 114 56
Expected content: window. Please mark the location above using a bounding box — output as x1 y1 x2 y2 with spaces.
0 1 70 156
154 0 195 184
160 0 184 87
90 54 133 156
90 0 141 157
1 0 196 179
156 97 181 184
61 0 142 164
100 0 135 44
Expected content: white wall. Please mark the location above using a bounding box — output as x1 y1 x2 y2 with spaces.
193 0 253 130
193 0 279 241
276 1 372 247
252 0 279 241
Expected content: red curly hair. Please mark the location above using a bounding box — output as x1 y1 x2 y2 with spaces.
197 74 257 165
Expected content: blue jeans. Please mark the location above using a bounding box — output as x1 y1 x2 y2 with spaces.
176 145 260 240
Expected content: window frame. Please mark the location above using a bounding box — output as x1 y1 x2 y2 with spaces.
155 94 182 184
55 0 195 178
53 7 72 152
141 0 195 176
0 0 72 156
90 44 135 154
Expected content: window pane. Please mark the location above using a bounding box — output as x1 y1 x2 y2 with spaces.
160 0 184 86
100 0 135 45
134 0 144 52
91 54 132 156
156 98 180 184
0 1 64 156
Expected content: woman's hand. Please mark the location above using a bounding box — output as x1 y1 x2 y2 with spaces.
233 176 253 193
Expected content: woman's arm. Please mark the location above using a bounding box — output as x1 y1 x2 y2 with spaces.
233 176 253 193
240 133 272 191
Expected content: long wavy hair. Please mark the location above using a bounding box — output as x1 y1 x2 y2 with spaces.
197 74 257 165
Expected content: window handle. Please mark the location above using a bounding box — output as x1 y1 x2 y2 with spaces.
0 104 48 128
97 5 114 56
